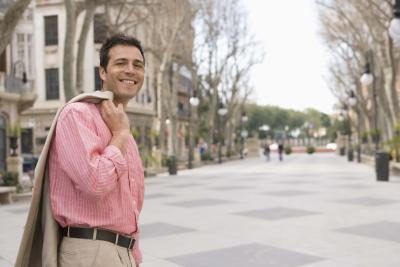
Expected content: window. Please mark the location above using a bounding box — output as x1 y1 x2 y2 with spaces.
94 67 101 90
45 68 59 100
94 14 107 44
15 33 33 79
146 89 152 103
178 102 184 112
141 93 145 104
0 51 5 72
44 15 58 46
21 128 33 154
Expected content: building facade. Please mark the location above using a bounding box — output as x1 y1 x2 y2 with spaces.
0 2 36 175
20 0 156 157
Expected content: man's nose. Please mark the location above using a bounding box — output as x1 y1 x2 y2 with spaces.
124 64 135 74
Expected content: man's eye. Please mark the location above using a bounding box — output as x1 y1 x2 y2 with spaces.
134 63 144 69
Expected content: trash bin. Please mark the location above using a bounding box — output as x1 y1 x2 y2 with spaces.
375 152 389 181
168 156 177 175
347 149 354 162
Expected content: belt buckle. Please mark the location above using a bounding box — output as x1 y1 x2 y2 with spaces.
93 229 97 240
115 233 119 245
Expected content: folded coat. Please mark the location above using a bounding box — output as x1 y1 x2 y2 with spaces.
15 91 114 267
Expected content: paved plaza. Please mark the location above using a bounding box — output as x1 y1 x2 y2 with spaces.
1 153 400 266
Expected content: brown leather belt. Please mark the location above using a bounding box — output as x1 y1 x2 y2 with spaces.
62 226 135 249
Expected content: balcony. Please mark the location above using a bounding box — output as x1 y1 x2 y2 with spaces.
177 109 190 119
0 72 37 112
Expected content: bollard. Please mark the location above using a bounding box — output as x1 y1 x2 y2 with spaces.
168 156 177 175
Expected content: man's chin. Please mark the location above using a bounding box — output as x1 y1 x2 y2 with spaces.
118 92 139 101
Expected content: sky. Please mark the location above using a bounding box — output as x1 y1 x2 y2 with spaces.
244 0 336 114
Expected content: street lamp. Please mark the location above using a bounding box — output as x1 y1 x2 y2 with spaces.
259 124 270 142
165 117 177 175
347 91 360 163
188 94 199 169
342 103 354 162
389 0 400 47
240 111 248 159
360 53 389 181
217 102 228 163
360 57 378 151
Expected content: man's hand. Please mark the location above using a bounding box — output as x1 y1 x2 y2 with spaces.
100 100 130 154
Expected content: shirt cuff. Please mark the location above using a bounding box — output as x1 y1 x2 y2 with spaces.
103 145 128 176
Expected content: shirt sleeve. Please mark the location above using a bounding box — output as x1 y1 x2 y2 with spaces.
132 232 142 265
53 106 128 199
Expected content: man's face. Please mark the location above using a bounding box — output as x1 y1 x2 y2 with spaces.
100 45 145 103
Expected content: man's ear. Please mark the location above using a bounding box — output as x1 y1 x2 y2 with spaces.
99 66 107 81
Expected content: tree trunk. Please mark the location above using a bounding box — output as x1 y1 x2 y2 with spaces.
0 0 32 55
387 36 400 125
157 52 171 155
63 0 77 101
76 0 96 93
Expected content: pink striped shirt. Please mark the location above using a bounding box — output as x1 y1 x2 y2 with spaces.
49 101 145 264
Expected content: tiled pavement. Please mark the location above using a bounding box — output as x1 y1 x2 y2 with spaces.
2 153 400 266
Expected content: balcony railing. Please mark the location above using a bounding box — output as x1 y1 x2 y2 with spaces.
0 72 33 93
4 75 34 94
177 109 190 118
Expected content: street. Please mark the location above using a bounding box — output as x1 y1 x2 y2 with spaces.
1 153 400 267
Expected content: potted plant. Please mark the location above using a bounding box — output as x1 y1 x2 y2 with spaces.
306 145 315 154
284 145 292 155
8 123 21 156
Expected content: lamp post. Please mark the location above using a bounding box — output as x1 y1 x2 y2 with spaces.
343 103 354 162
360 54 378 151
165 118 177 175
217 102 228 163
360 53 389 181
188 94 199 169
240 111 248 159
259 124 270 144
347 91 360 162
389 0 400 47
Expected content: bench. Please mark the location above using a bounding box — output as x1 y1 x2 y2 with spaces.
0 186 16 204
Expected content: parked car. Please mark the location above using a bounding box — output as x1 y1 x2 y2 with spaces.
326 143 337 151
23 154 38 173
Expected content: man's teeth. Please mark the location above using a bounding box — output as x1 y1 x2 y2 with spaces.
122 80 136 84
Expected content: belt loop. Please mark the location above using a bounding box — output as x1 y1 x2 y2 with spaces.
93 228 97 240
128 238 133 249
115 233 119 245
67 226 70 238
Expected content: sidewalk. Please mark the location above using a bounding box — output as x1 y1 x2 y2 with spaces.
2 153 400 266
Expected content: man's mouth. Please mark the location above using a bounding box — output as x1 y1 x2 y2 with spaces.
120 79 137 85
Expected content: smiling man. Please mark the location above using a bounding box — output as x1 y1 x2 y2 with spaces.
49 34 146 267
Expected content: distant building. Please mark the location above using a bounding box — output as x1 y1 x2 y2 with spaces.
20 0 156 156
0 1 36 173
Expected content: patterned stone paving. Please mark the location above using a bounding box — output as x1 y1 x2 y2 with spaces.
2 154 400 267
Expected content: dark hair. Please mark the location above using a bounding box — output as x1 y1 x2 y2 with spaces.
99 34 145 69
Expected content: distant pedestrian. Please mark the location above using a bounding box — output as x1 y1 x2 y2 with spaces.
278 143 284 161
263 143 271 161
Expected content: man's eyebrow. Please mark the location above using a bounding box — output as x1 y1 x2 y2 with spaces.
113 58 128 62
113 58 144 64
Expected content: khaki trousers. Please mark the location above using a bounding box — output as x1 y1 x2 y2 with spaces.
58 237 135 267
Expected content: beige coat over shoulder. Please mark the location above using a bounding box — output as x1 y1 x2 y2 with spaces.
15 91 113 267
